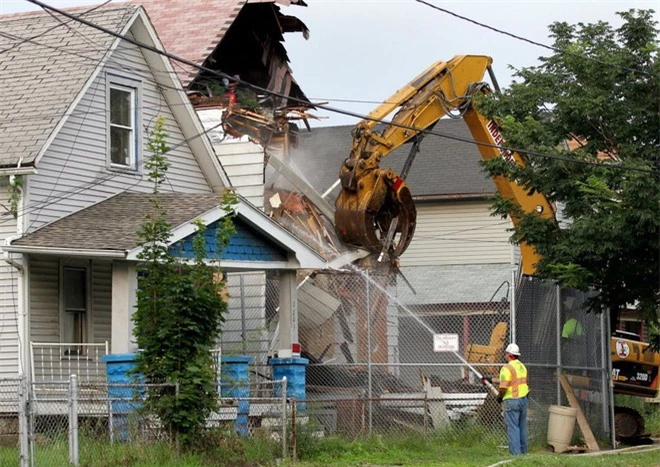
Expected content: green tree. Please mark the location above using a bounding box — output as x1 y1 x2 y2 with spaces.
133 116 237 445
478 10 659 333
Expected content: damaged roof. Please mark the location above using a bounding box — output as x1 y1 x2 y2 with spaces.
132 0 308 88
0 6 138 169
290 119 497 201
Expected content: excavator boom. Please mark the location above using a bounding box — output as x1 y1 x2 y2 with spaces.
335 54 660 439
335 55 554 274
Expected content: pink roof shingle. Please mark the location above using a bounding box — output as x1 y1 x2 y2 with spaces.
128 0 245 87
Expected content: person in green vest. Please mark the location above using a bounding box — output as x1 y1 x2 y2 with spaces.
562 312 586 367
562 315 584 339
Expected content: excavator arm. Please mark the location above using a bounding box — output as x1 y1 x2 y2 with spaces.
335 55 555 275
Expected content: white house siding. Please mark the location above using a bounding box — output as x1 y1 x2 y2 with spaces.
214 141 265 209
219 272 268 361
400 200 513 267
0 183 19 377
26 32 212 233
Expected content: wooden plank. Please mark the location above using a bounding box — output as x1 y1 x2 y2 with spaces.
559 374 600 451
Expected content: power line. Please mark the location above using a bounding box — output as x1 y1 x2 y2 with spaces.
26 0 656 176
415 0 655 78
0 119 226 226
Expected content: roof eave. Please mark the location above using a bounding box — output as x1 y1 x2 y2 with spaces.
2 244 126 258
414 193 495 202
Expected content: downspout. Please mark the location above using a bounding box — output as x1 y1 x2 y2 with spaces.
4 167 27 378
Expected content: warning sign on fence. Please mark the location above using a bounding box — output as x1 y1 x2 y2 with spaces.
433 333 459 352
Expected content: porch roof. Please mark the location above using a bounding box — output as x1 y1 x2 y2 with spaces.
6 192 327 269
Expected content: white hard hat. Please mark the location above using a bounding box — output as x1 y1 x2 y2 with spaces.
505 343 521 356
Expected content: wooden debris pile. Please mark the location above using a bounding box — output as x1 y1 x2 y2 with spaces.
266 188 343 259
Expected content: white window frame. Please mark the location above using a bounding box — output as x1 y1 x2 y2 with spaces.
107 74 142 171
59 261 92 356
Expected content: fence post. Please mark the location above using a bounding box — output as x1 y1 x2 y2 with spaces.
291 397 297 461
18 376 29 467
555 284 562 405
366 271 373 434
68 374 79 466
281 377 287 459
510 266 517 343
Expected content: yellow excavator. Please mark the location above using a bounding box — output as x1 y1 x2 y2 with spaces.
334 55 659 439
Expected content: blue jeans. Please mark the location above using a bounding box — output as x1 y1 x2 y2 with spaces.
503 396 528 455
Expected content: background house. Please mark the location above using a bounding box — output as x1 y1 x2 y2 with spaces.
288 121 515 386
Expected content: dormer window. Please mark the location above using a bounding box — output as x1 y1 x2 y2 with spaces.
107 75 141 170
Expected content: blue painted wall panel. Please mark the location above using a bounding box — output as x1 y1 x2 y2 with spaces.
169 219 287 262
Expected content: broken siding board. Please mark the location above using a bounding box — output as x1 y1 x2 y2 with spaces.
400 201 513 267
298 281 340 328
26 32 212 232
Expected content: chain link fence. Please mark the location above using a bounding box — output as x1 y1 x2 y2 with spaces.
260 266 513 444
3 377 291 466
515 279 613 445
0 268 614 465
249 266 613 447
0 379 25 466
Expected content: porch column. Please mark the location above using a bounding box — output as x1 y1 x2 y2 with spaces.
111 262 138 354
277 270 298 357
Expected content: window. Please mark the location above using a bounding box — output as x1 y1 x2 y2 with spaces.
61 266 89 354
107 75 141 170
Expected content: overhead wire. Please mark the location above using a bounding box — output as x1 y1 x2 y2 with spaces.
0 118 226 226
414 0 655 78
25 0 656 176
3 0 653 228
27 6 136 232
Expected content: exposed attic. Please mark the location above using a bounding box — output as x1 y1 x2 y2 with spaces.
189 2 310 109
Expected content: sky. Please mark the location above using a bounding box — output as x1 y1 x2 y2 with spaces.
2 0 658 127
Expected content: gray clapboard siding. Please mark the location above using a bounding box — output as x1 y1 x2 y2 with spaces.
26 32 212 232
91 261 112 345
400 200 512 267
0 184 20 377
29 257 59 344
219 272 268 358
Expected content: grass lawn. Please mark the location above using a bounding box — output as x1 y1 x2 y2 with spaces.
0 437 657 466
1 406 658 466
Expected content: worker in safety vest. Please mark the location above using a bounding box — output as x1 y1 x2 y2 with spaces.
497 343 529 456
561 316 584 339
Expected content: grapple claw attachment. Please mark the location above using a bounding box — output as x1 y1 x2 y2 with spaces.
335 171 416 259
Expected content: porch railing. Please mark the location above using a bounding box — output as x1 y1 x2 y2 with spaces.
30 342 109 383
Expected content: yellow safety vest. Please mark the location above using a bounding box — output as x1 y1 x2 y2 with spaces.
499 359 529 400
